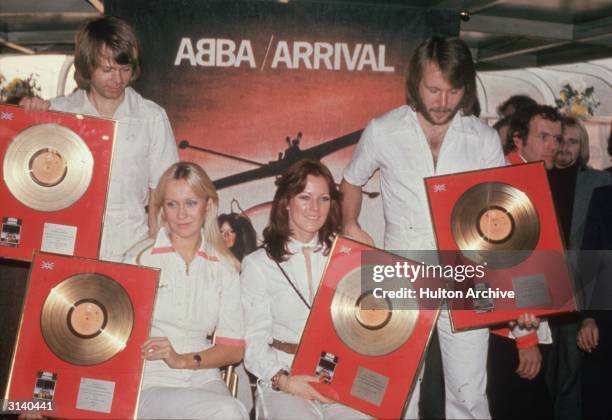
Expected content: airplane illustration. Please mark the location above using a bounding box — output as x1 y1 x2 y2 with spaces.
179 129 366 190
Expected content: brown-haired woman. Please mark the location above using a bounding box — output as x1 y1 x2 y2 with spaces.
241 159 368 419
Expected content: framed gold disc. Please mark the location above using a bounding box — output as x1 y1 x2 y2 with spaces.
451 182 540 268
40 273 134 366
3 123 94 211
330 267 418 356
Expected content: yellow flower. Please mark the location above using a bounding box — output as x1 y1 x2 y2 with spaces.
570 102 588 117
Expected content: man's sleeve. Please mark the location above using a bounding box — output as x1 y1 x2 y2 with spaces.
343 120 380 186
480 126 506 169
148 108 179 189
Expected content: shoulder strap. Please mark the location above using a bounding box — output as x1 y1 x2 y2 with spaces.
275 261 311 310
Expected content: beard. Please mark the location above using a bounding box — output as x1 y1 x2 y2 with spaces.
417 103 462 126
554 152 576 168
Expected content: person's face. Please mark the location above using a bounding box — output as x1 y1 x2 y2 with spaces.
162 179 209 243
287 175 331 243
417 61 464 125
513 115 562 169
220 221 237 248
555 125 581 168
495 123 510 149
89 48 133 101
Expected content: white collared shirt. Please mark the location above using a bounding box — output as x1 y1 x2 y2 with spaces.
50 87 179 261
124 227 244 389
344 105 505 251
241 236 327 381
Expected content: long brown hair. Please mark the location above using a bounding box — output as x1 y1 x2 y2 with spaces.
263 159 342 263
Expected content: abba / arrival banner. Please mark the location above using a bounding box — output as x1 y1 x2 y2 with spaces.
106 0 458 236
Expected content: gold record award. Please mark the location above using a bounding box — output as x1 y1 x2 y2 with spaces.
451 182 540 268
40 273 134 366
330 267 418 356
3 123 94 211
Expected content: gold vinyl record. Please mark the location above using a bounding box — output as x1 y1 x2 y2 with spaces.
451 182 540 268
3 123 94 211
330 267 418 356
40 273 134 366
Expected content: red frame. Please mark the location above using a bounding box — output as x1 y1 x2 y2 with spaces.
425 162 576 331
0 104 115 261
292 236 440 418
4 252 159 419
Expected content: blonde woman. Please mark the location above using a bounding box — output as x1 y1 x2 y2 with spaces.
125 162 247 419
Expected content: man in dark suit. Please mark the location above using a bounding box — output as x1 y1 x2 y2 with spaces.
576 184 612 419
546 117 610 420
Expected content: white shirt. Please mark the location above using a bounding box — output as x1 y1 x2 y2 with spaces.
241 237 327 382
124 227 244 389
50 87 179 261
344 105 505 251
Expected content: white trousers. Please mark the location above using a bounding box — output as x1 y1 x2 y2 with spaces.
138 380 248 419
256 382 370 420
235 362 254 414
403 310 491 419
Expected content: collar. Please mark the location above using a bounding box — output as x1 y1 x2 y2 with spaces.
78 87 133 119
506 151 526 165
287 235 320 254
150 227 219 262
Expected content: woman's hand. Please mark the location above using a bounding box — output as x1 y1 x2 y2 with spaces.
141 337 185 369
279 374 334 404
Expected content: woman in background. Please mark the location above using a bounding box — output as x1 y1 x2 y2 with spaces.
218 211 258 415
219 212 258 261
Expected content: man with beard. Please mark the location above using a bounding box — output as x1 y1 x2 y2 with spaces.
341 36 509 419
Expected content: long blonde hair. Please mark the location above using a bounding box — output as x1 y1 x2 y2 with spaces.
152 162 239 272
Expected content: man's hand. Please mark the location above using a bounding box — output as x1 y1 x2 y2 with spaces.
577 318 599 352
343 223 374 246
509 313 540 330
516 345 542 380
19 96 51 113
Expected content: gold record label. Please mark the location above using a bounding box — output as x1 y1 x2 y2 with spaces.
477 207 514 243
68 299 107 338
29 148 67 187
330 267 418 356
355 293 391 330
3 123 94 212
451 182 540 268
40 273 134 366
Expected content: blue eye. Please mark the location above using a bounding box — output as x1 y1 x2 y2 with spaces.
165 201 177 209
186 199 199 207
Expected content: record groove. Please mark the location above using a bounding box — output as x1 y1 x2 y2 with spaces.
451 182 540 268
40 273 133 366
3 123 94 211
330 267 418 356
